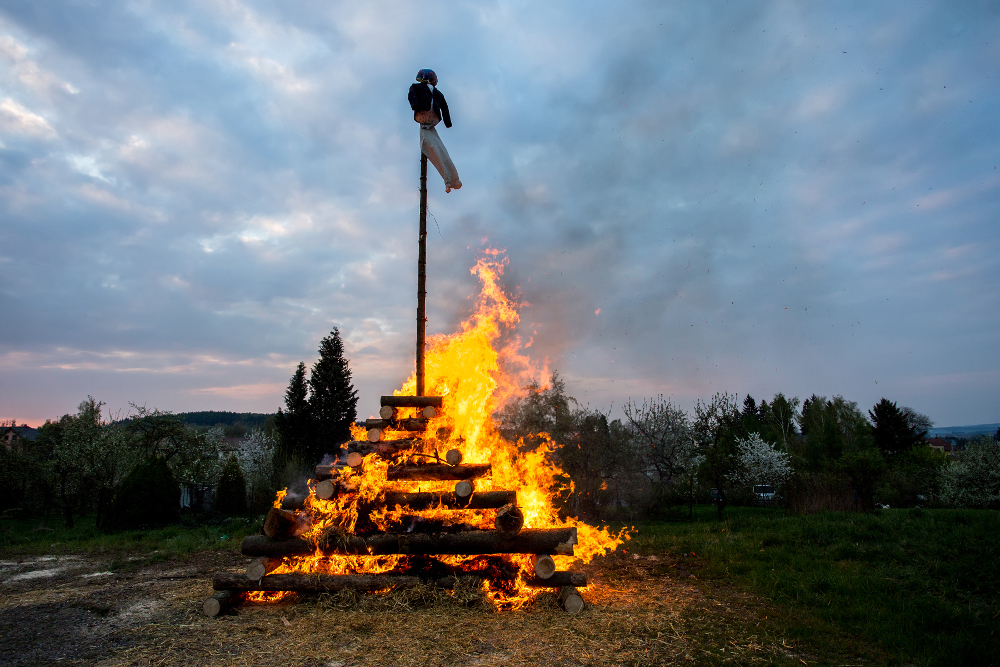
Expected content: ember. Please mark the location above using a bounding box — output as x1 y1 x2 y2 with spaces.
205 254 627 615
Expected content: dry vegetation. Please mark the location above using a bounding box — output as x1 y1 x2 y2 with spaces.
0 547 841 667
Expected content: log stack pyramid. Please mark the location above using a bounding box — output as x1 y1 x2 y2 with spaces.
205 394 587 616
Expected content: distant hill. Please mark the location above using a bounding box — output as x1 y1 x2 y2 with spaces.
927 423 1000 438
177 411 276 428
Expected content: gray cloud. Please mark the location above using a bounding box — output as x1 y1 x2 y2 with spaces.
1 0 998 427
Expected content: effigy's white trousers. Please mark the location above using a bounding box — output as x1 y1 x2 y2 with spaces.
420 125 462 192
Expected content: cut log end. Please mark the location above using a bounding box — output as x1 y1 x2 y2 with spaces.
263 508 309 541
445 448 462 466
379 405 396 420
531 554 556 580
345 451 364 467
558 586 585 614
454 480 473 499
367 428 382 443
554 527 578 556
421 405 436 419
495 503 525 539
246 557 279 581
203 590 242 617
315 480 336 500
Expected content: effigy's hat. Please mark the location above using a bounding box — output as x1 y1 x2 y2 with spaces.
415 69 438 86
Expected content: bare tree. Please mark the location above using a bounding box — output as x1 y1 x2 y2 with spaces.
623 396 702 518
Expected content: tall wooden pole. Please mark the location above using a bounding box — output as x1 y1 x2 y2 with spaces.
416 152 428 397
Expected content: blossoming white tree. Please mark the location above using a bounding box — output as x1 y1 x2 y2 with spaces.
939 436 1000 509
728 432 792 491
236 428 277 512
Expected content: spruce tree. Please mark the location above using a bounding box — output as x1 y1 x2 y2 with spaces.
308 328 358 461
274 362 311 477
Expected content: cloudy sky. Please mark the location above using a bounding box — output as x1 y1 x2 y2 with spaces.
1 1 998 428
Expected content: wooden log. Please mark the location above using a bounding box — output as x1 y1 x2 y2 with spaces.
367 428 381 442
214 572 421 592
344 439 422 453
554 527 578 555
381 395 443 408
421 406 436 419
379 405 396 420
263 508 305 540
345 451 364 467
381 490 515 510
558 586 585 614
246 557 280 581
364 418 428 431
213 571 585 593
531 554 556 579
203 590 243 617
454 480 474 500
387 463 491 481
526 571 588 588
241 527 577 557
495 504 525 539
445 448 462 466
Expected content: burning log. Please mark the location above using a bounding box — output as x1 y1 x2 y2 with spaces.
495 503 525 538
381 395 443 408
246 557 280 581
241 527 577 557
526 571 588 587
263 508 308 540
445 448 462 465
421 406 436 419
387 463 490 480
558 586 585 614
315 479 361 500
531 554 556 579
202 590 244 617
365 418 429 431
379 405 396 420
382 490 514 509
213 571 587 592
214 572 422 592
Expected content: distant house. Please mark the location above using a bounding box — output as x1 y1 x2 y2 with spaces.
2 425 38 451
927 438 957 458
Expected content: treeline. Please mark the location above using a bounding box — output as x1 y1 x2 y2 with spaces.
0 399 273 528
178 411 276 438
497 373 1000 520
0 329 358 530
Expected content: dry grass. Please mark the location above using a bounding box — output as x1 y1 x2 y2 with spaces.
1 549 841 666
110 558 807 666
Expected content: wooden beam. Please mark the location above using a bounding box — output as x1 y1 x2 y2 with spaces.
380 395 443 408
387 463 490 481
241 527 577 557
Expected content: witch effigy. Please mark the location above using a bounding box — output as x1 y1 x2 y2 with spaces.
408 69 462 193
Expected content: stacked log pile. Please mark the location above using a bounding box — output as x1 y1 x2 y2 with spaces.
205 395 588 616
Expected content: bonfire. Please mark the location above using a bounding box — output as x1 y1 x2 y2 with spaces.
204 253 627 616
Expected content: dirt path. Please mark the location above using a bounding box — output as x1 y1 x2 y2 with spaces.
1 551 810 666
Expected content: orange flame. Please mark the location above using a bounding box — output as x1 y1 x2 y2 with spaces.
269 251 627 608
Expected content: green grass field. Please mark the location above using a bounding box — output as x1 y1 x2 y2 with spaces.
631 506 1000 666
0 512 260 563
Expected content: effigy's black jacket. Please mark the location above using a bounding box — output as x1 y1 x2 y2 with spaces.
408 83 452 128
